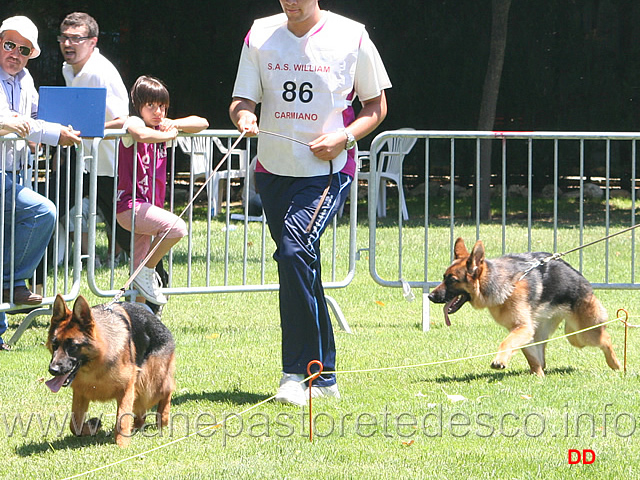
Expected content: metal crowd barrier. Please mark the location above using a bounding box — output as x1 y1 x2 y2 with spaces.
366 130 640 331
15 127 634 342
2 136 84 345
84 130 358 333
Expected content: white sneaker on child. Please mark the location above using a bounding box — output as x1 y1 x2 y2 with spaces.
274 373 307 406
133 266 167 305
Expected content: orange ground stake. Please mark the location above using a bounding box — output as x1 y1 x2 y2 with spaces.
306 360 323 443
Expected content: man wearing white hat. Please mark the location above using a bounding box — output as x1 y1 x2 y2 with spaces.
0 16 80 147
0 15 80 318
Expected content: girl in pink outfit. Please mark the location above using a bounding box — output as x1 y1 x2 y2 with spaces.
116 76 208 304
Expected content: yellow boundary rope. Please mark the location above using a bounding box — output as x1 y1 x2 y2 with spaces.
324 313 628 376
62 309 636 479
61 393 278 480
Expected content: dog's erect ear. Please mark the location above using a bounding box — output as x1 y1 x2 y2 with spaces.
467 240 485 278
453 237 469 260
71 296 96 336
50 294 70 328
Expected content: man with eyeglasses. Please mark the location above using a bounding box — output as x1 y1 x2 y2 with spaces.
58 12 131 269
0 16 80 318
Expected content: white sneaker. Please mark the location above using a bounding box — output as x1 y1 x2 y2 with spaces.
274 373 307 406
133 266 167 305
310 383 341 399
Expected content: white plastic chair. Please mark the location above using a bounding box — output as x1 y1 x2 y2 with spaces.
358 128 417 220
177 135 248 216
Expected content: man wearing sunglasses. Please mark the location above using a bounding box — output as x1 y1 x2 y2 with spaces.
0 16 80 145
0 15 80 312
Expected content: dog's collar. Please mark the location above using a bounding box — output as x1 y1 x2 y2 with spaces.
519 253 562 281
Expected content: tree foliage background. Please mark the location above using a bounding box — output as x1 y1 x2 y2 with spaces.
5 0 640 178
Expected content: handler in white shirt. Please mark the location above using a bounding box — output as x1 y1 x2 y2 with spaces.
230 0 391 406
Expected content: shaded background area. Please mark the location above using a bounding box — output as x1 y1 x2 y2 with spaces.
6 0 640 182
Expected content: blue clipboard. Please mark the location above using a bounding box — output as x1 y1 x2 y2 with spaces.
38 87 107 138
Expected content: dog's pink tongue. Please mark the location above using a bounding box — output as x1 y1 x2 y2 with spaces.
45 374 69 393
442 298 455 327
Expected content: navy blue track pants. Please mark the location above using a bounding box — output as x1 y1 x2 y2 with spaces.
256 170 352 387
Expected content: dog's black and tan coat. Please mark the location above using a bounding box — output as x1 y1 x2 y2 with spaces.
46 295 176 447
429 238 621 376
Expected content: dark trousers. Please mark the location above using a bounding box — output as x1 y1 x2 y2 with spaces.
256 170 351 387
94 174 131 253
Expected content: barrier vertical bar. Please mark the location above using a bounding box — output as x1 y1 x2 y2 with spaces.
423 137 431 332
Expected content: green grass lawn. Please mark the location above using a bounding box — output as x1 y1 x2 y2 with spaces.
1 195 639 479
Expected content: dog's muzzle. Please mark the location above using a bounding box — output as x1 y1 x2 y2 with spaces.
46 359 81 393
428 289 470 327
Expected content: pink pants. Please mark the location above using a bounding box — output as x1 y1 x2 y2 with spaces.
116 203 188 268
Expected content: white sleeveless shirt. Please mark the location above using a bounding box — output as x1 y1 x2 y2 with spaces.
233 11 391 177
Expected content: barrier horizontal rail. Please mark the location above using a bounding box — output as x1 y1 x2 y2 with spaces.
11 127 635 343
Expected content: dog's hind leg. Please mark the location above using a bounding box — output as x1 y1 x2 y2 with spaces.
156 392 172 429
158 354 176 429
156 361 175 429
132 401 149 430
522 346 545 376
566 297 622 371
138 353 175 429
598 330 622 370
522 315 564 376
566 320 621 370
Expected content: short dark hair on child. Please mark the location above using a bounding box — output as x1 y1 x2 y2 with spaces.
130 76 170 117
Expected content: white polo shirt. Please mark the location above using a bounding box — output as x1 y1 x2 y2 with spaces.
62 48 129 176
232 11 391 177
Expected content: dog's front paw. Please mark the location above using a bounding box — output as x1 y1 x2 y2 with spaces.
80 417 102 436
115 434 131 448
490 359 507 370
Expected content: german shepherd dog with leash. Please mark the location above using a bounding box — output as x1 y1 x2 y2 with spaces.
428 238 621 376
46 294 176 447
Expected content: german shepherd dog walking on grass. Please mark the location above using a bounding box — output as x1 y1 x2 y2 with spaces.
46 295 176 447
428 238 621 376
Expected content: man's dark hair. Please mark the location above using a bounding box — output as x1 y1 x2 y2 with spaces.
60 12 99 38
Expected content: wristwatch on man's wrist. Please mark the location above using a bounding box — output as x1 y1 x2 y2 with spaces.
341 128 356 150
